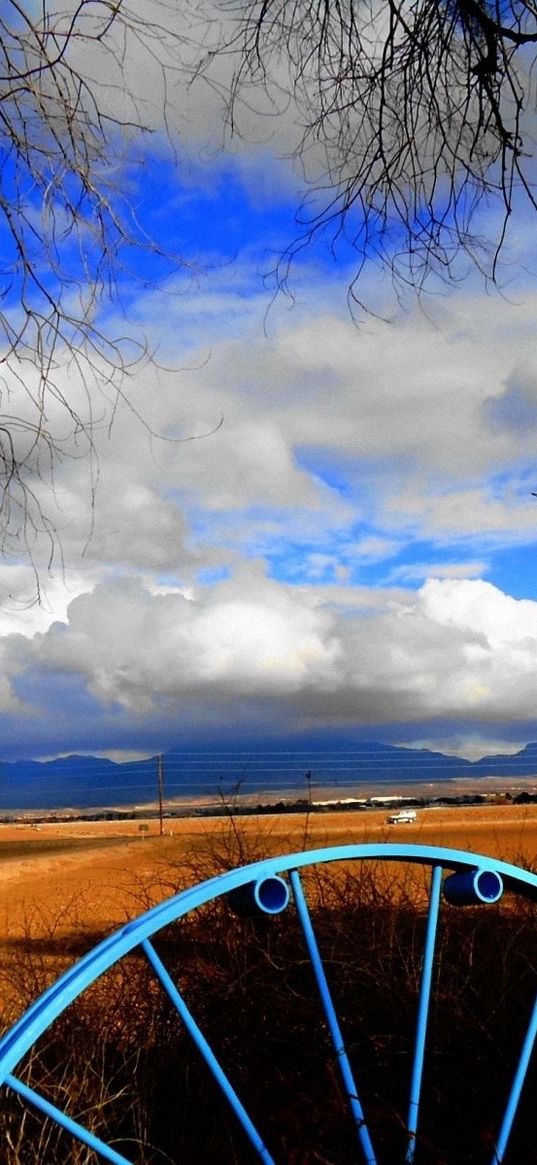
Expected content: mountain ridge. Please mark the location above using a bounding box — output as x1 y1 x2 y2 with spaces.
0 738 536 810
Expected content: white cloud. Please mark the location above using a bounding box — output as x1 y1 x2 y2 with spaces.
0 572 535 756
351 536 402 563
388 561 489 584
29 567 341 712
420 578 537 646
3 6 537 762
128 277 537 555
5 260 537 640
397 737 527 762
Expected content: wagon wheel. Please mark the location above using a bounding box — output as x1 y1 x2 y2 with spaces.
1 843 537 1164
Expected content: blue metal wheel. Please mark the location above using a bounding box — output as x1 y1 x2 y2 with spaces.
1 842 537 1163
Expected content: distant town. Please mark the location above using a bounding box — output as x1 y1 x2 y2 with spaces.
2 784 537 827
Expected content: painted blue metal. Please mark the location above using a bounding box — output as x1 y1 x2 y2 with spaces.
443 867 503 906
1 842 536 1165
492 988 537 1165
405 863 442 1164
227 873 290 917
3 842 532 1088
142 938 276 1165
289 868 377 1165
4 1073 133 1165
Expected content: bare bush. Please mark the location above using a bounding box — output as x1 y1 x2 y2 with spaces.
3 833 537 1162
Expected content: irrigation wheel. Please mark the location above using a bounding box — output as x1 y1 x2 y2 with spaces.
1 843 537 1164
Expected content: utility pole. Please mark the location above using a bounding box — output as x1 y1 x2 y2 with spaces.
157 753 164 837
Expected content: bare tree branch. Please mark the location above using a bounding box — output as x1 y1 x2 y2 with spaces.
193 0 537 305
2 1 537 590
0 1 192 581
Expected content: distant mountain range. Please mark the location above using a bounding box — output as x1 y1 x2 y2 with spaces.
2 739 537 811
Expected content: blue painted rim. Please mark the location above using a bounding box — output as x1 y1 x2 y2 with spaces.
1 842 535 1086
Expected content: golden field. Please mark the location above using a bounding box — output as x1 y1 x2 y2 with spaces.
1 802 536 945
2 804 537 1162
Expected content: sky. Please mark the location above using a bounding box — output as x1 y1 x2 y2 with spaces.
3 5 537 764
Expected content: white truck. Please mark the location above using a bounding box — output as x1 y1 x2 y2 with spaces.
386 809 417 824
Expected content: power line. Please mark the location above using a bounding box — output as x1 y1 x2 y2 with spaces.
157 754 164 836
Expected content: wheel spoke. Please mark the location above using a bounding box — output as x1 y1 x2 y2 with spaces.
4 1072 133 1165
492 989 537 1164
405 863 443 1163
289 868 377 1165
141 937 277 1165
2 845 537 1163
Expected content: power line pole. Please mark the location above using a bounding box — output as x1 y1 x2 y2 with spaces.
157 753 164 837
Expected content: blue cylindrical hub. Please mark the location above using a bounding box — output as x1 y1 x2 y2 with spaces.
443 867 503 906
227 874 290 917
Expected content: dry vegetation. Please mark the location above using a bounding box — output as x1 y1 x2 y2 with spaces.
1 804 537 1163
1 803 536 941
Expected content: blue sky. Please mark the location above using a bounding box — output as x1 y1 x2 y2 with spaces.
2 11 537 764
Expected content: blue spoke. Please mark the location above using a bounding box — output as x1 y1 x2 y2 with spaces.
4 1073 133 1165
1 845 537 1163
492 989 537 1165
141 938 276 1165
289 868 377 1165
405 863 443 1164
1 846 536 1088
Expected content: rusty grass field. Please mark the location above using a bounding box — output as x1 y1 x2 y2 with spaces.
2 802 537 1163
1 802 537 946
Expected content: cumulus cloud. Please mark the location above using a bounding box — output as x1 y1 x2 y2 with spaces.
4 260 537 737
33 568 341 710
134 277 537 557
3 6 537 764
1 571 537 757
13 253 537 610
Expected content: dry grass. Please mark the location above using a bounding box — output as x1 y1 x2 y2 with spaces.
2 806 537 1162
1 803 536 942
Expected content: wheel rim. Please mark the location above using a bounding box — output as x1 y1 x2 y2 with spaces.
1 842 537 1164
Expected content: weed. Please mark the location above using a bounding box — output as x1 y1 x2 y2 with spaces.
1 825 537 1162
